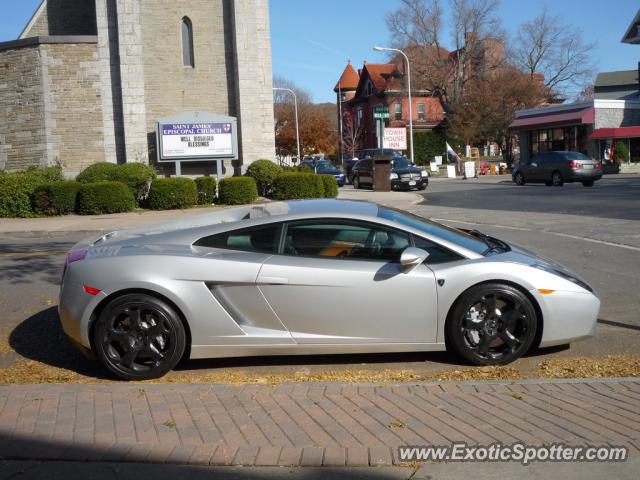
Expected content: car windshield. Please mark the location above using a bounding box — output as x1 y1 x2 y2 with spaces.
315 160 334 170
392 157 412 169
378 207 488 254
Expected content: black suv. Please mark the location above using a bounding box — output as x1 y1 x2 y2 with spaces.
512 151 603 187
351 156 428 190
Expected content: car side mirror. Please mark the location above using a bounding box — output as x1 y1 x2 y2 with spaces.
400 247 430 269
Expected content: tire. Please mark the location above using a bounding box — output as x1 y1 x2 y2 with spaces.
582 180 594 187
552 171 564 186
353 176 360 189
544 181 552 186
445 283 538 366
92 293 186 380
514 172 525 185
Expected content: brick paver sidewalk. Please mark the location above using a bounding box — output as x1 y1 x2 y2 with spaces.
0 378 638 466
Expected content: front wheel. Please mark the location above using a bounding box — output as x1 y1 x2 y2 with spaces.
353 176 360 189
582 180 595 187
514 172 525 185
446 283 538 365
92 294 186 380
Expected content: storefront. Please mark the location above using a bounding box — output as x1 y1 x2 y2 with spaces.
510 100 640 165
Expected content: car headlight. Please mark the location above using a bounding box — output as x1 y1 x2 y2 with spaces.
421 170 429 177
532 263 593 293
390 173 399 180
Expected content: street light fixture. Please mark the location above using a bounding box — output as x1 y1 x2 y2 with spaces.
273 87 301 164
373 46 414 165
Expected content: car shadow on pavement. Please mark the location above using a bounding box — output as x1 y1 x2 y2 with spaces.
8 306 110 380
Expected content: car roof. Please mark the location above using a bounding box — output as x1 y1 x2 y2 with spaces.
249 199 379 219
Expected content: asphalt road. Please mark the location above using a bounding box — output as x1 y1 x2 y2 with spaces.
0 175 638 380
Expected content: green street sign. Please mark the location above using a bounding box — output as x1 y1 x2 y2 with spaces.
373 105 390 119
373 112 390 119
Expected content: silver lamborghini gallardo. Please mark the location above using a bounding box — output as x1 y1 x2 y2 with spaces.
59 199 600 380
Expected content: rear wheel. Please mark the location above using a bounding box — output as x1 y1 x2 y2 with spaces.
92 294 186 380
514 172 525 185
582 180 595 187
552 171 564 186
353 176 360 189
446 283 538 365
544 181 552 186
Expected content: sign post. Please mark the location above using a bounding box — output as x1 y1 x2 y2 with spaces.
156 112 238 197
373 106 390 156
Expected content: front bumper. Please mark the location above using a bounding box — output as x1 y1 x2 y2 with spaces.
392 178 428 190
534 289 600 347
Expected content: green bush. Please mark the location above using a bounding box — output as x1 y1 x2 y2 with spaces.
146 178 198 210
111 163 156 201
195 176 217 205
245 160 283 196
413 130 446 165
218 177 258 205
33 181 81 216
0 167 64 217
319 174 338 198
76 162 119 183
273 172 325 200
77 181 135 215
613 140 629 163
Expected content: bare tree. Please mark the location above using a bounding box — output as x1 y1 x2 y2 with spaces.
341 111 363 159
511 7 596 97
385 0 503 110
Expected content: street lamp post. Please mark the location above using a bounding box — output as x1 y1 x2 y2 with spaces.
273 87 301 164
373 46 414 165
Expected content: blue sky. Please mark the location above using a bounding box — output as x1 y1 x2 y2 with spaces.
2 0 638 103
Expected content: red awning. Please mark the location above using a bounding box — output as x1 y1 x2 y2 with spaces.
509 107 594 131
590 126 640 139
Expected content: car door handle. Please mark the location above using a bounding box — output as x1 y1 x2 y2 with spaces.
257 276 289 285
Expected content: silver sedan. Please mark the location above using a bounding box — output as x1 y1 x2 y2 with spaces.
59 199 600 380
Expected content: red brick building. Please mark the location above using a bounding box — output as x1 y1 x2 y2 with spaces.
334 60 445 156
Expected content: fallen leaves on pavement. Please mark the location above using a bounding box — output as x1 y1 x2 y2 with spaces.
538 354 640 379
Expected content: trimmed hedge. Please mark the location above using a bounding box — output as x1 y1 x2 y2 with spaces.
146 178 198 210
77 181 135 215
33 181 81 216
319 174 338 198
76 162 119 183
111 163 156 201
245 160 283 196
0 167 64 217
272 172 325 200
218 177 258 205
195 176 217 205
77 162 155 203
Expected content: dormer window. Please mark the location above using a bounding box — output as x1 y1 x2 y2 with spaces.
365 80 373 97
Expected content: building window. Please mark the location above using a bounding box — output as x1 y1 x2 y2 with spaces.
357 108 363 127
182 17 195 67
417 103 426 121
365 80 373 97
395 102 402 121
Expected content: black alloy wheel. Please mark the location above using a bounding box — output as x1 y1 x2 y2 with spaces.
93 294 186 380
446 283 538 365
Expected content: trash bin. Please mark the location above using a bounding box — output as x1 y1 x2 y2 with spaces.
373 156 391 191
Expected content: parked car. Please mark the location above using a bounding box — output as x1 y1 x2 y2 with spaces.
302 159 345 186
512 151 603 187
60 199 599 380
355 148 404 160
351 156 428 190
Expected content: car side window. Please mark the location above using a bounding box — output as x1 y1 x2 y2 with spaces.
194 224 280 254
283 220 410 262
412 235 464 264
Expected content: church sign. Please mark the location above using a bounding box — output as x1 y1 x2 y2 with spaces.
160 122 234 159
156 112 238 162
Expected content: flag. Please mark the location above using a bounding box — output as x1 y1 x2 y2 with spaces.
446 142 461 164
